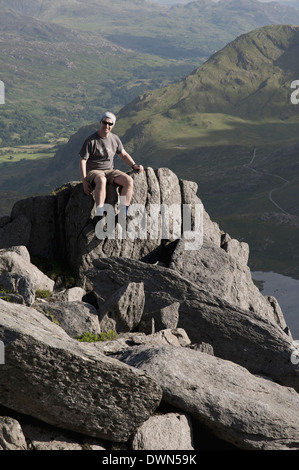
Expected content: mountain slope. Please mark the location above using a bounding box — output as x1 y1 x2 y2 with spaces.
3 0 299 59
21 24 299 185
0 8 194 146
114 24 299 149
2 0 299 147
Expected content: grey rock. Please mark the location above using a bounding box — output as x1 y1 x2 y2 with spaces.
34 300 101 338
22 423 106 450
0 299 162 442
0 215 11 228
0 272 35 306
70 168 165 278
0 215 31 250
11 195 56 258
0 166 296 449
2 245 30 262
52 286 86 302
91 329 191 356
0 416 27 450
0 293 24 304
0 168 215 282
86 256 299 390
0 245 54 293
190 342 215 355
98 282 145 333
138 302 180 334
132 412 194 450
22 423 81 450
179 178 221 246
265 295 288 332
149 328 191 348
169 238 288 330
118 344 299 450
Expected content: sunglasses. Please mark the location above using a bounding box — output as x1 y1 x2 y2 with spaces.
102 120 113 127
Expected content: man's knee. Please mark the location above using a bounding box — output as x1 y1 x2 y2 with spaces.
94 174 107 186
126 175 133 188
114 173 133 188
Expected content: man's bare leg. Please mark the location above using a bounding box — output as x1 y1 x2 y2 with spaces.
94 174 107 216
114 174 134 209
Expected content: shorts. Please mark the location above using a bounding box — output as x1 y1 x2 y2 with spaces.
86 169 125 186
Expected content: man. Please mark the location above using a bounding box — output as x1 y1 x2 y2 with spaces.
79 112 143 217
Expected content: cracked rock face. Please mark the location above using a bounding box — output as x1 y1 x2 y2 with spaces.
0 167 220 277
86 256 298 391
117 344 299 450
0 166 298 450
0 300 162 442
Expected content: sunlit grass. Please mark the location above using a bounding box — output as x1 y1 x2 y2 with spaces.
0 144 57 165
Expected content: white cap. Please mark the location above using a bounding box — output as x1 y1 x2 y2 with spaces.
101 112 116 125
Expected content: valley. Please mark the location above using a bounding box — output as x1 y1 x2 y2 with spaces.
244 148 292 216
2 0 299 146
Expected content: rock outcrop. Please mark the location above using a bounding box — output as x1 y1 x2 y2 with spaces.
0 167 298 450
0 246 54 295
0 168 219 278
86 256 298 390
118 344 299 450
0 299 162 443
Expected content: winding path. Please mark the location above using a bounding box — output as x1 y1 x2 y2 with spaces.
243 148 290 215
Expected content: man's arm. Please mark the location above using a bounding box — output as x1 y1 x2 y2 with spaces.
119 149 144 173
79 158 92 195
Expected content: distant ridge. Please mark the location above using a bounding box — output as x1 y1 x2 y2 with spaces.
2 1 299 146
116 24 299 154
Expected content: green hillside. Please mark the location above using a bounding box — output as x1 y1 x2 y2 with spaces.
2 0 299 147
4 0 299 59
0 8 193 147
116 24 299 148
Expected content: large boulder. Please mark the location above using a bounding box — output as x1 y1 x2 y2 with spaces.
66 167 184 276
132 412 194 451
117 344 299 450
0 300 162 442
34 300 101 338
86 256 299 390
0 246 54 302
0 168 221 281
169 236 288 329
0 417 27 450
98 282 145 333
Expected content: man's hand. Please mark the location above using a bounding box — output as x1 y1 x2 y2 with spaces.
82 179 92 195
132 164 144 174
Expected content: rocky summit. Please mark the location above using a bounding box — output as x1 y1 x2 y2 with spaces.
0 167 298 450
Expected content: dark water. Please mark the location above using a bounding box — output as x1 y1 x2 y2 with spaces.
252 271 299 340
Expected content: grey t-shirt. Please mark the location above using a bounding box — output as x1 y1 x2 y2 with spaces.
79 132 124 172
